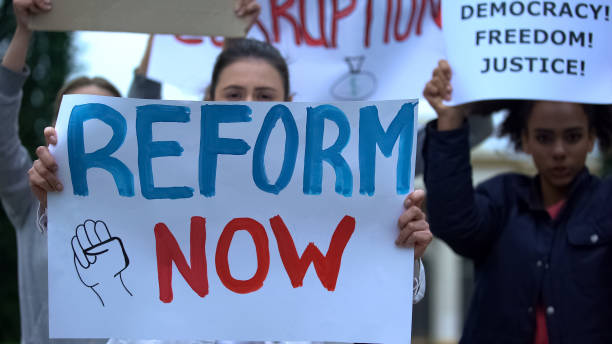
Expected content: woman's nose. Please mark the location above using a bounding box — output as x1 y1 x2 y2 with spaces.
552 139 566 158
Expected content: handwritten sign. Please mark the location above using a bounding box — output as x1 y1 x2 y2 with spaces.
48 95 418 343
29 0 247 37
148 0 445 101
443 0 612 104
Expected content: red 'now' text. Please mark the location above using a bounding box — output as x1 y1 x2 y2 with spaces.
154 215 356 303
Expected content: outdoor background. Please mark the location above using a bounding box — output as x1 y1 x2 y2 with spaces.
1 0 611 342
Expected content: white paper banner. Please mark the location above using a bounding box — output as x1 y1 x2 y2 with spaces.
443 0 612 104
148 0 445 101
48 95 418 343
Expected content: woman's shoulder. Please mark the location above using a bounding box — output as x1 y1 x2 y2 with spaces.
598 174 612 186
581 172 612 195
567 174 612 233
585 173 612 203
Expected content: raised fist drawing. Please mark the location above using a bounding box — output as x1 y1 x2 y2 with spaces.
71 219 132 306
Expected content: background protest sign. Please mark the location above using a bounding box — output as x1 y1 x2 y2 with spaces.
47 95 418 343
148 0 445 101
29 0 247 37
443 0 612 105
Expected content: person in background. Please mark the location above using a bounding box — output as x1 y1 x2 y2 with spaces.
423 59 612 343
1 1 120 343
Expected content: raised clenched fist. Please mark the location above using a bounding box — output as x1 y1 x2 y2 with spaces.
71 219 132 306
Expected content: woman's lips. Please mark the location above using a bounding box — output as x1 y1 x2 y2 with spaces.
551 166 570 178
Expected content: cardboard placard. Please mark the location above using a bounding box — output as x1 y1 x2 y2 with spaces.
29 0 247 37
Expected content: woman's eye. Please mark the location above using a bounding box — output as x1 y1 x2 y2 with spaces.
535 134 552 144
565 132 583 144
226 92 243 100
257 93 273 101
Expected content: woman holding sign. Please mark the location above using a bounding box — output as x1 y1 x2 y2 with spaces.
423 60 612 344
29 37 433 343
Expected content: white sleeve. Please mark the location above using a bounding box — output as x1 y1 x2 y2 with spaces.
413 259 426 304
37 204 47 233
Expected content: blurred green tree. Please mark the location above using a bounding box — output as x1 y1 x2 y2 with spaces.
0 0 73 341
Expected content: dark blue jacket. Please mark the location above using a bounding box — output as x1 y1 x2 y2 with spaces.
423 121 612 344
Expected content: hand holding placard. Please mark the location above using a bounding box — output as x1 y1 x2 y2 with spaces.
71 219 132 306
423 60 467 130
235 0 261 33
396 190 432 260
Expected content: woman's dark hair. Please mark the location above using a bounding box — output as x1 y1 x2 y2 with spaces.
496 100 612 152
53 76 121 120
208 38 290 101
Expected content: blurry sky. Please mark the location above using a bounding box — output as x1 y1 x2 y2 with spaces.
70 32 146 95
71 31 191 101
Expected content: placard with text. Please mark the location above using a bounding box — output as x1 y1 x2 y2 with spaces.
148 0 445 102
443 0 612 104
48 95 418 343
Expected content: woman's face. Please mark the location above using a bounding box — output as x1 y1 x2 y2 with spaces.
213 58 286 102
522 101 595 190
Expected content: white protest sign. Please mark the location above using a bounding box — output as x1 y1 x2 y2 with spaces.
148 0 445 101
48 95 418 343
443 0 612 105
29 0 247 37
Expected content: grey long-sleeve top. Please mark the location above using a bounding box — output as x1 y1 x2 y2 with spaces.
0 64 107 344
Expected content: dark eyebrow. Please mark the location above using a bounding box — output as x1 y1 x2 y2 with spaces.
533 128 554 133
222 85 246 91
563 127 584 133
254 87 279 92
